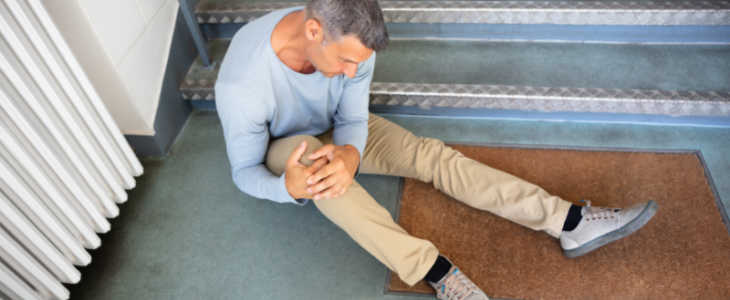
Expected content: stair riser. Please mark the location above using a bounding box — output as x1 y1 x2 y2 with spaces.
369 105 730 127
188 99 730 127
182 86 730 117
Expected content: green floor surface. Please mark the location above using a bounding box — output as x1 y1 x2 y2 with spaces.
69 112 730 300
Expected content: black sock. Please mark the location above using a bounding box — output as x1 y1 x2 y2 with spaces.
562 204 583 231
424 255 452 283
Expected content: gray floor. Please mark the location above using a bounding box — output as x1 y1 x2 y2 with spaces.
69 112 730 300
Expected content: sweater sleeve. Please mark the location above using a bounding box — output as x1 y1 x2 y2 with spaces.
332 52 376 160
215 82 305 205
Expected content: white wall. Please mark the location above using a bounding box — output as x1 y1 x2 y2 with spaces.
44 0 180 135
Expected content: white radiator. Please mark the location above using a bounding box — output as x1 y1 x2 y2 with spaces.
0 0 143 299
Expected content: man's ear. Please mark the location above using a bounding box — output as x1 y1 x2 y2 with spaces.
304 18 323 42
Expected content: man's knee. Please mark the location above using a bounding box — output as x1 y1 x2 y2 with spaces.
311 182 388 225
266 135 324 175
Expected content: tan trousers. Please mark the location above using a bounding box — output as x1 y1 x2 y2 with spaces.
265 114 571 286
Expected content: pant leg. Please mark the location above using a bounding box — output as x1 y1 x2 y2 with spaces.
265 135 439 286
360 114 572 238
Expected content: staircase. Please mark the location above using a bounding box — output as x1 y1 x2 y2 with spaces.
180 0 730 126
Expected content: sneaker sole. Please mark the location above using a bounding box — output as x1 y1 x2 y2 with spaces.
563 200 658 258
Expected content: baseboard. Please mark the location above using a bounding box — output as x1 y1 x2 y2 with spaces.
125 9 195 157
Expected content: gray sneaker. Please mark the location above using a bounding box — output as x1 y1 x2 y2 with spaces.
428 260 490 300
560 199 658 258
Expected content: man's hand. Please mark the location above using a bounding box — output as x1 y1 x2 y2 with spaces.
285 141 328 199
305 144 360 200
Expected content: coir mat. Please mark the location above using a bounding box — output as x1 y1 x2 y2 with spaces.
387 145 730 300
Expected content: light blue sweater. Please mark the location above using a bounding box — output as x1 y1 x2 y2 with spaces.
215 6 375 205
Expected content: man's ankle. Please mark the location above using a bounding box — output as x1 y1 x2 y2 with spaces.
424 255 452 283
562 204 583 232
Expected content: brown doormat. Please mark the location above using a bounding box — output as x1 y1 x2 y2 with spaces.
387 145 730 300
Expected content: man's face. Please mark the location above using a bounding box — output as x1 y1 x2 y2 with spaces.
307 33 374 79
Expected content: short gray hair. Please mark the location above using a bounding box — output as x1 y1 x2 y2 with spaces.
305 0 389 51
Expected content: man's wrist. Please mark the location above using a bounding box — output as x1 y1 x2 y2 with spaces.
343 145 361 176
280 171 300 202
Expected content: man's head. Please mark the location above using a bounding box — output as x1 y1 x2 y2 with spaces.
303 0 388 78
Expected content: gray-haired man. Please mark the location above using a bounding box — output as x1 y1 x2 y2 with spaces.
215 1 657 299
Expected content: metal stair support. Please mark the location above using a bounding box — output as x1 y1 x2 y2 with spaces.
179 0 211 67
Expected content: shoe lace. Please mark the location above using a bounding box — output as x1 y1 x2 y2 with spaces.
580 199 620 222
440 268 479 300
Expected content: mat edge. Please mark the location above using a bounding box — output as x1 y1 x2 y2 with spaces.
695 151 730 234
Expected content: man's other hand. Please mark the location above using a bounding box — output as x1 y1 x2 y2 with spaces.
285 141 328 199
305 144 360 200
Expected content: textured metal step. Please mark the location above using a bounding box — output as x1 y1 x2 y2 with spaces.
368 83 730 116
180 39 730 118
183 82 730 117
196 0 730 26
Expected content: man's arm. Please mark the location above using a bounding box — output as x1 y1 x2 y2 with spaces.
216 82 302 205
332 52 376 160
305 53 377 200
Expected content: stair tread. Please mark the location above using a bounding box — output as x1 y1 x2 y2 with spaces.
180 39 730 116
375 40 730 91
181 39 730 92
195 0 730 25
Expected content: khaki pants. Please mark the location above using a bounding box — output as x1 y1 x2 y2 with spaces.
265 114 571 286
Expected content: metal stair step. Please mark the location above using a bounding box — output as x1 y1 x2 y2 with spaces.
195 0 730 26
180 39 730 120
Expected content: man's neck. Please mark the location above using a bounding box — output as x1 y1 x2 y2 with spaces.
271 10 316 74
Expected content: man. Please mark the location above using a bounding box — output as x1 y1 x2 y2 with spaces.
215 1 658 299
